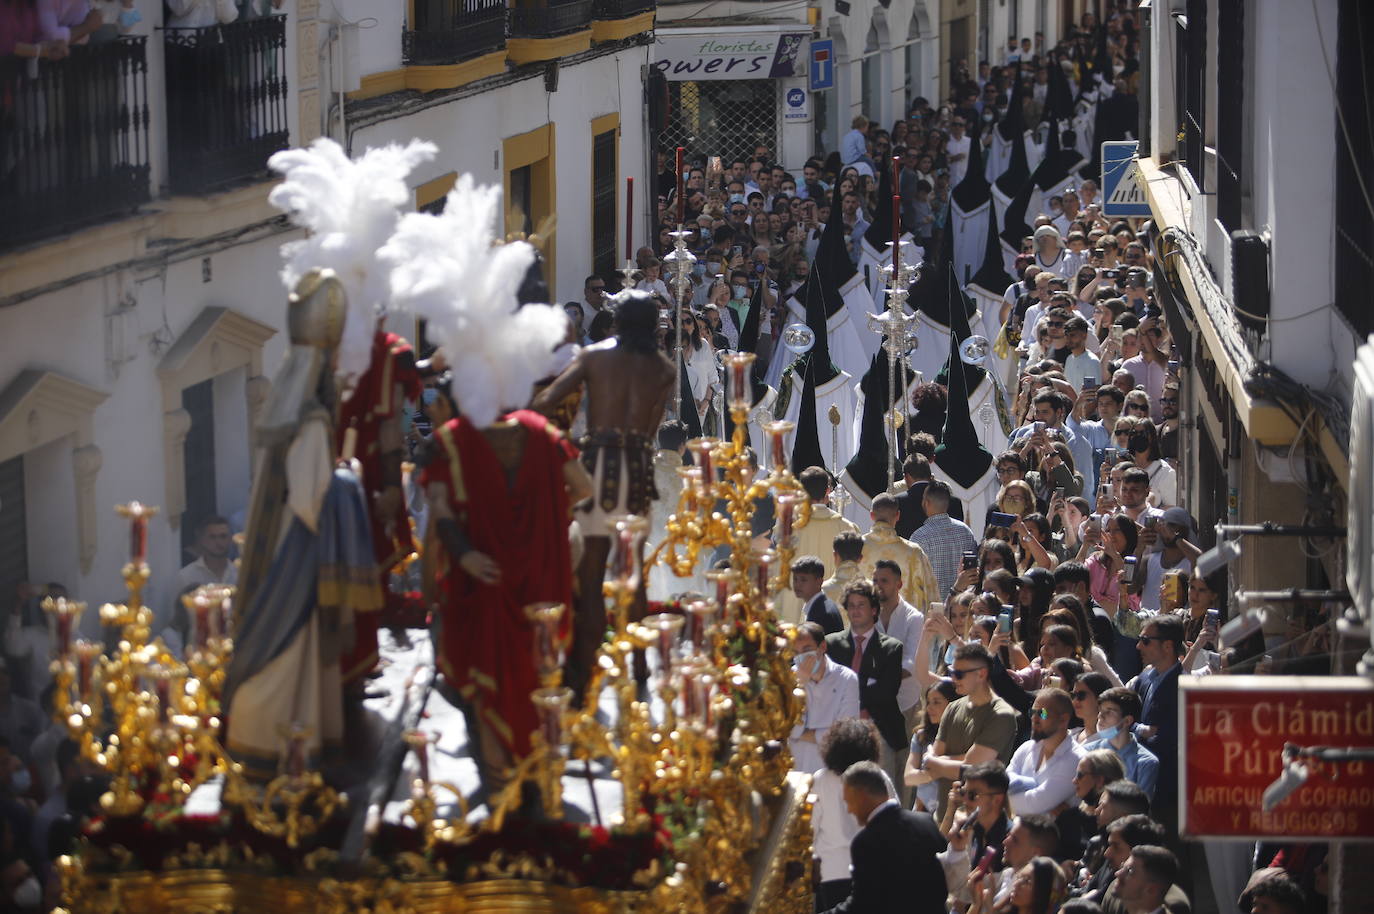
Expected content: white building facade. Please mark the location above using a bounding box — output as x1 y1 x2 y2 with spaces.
0 0 654 635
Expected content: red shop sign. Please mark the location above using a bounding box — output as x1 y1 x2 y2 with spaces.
1180 676 1374 840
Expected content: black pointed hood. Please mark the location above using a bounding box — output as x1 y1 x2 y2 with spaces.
994 121 1032 199
951 123 991 213
797 179 861 320
968 194 1014 298
864 156 896 249
934 265 986 395
998 170 1035 256
738 280 771 404
1032 118 1083 193
911 226 973 328
1045 61 1075 123
842 349 896 503
934 328 994 489
998 69 1027 143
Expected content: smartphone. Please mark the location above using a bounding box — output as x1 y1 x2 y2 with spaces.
997 610 1013 634
1167 359 1180 373
962 552 979 571
1105 446 1119 463
1110 326 1125 344
989 511 1017 528
1083 376 1098 390
755 262 765 275
972 847 999 878
1205 608 1220 628
708 155 722 174
1143 514 1158 529
1053 486 1066 501
1032 421 1046 434
1122 555 1138 584
1046 428 1063 441
730 244 743 259
1163 570 1185 604
929 602 946 619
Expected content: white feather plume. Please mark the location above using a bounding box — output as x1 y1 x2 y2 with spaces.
381 175 565 427
267 137 437 391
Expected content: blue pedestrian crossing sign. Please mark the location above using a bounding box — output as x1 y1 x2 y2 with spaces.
1101 141 1151 217
810 39 834 91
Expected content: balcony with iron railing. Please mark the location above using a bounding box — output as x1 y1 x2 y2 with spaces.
163 15 289 196
506 0 595 63
404 0 508 65
592 0 655 20
0 38 151 253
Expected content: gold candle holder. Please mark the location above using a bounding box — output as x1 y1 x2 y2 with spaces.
763 421 794 472
642 612 685 677
776 493 802 546
725 352 757 410
684 599 717 652
523 602 567 687
115 500 157 567
43 597 85 659
688 437 719 500
609 515 648 588
754 550 776 600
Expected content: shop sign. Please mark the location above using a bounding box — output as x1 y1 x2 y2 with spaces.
653 31 810 82
784 87 809 122
1180 676 1374 840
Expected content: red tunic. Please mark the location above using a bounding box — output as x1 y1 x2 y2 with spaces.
421 410 576 757
337 329 422 682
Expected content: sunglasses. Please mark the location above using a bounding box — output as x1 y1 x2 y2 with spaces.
1031 708 1052 720
1071 690 1092 700
1137 634 1163 643
962 789 1005 799
950 665 988 679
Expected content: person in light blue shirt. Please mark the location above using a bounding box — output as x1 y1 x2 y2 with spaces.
841 115 872 167
1084 686 1159 799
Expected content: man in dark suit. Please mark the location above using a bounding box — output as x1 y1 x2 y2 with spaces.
819 760 948 914
791 555 844 634
825 580 906 772
1129 614 1184 832
895 455 964 539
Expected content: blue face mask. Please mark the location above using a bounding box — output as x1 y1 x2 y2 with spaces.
700 227 713 243
422 388 439 406
118 7 143 28
732 285 748 299
1095 724 1119 742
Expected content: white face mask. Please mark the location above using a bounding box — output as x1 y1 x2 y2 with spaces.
9 766 31 794
732 285 748 299
11 876 41 910
793 649 816 669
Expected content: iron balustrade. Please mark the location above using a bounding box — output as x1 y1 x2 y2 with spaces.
163 16 288 195
404 0 507 66
0 37 150 252
592 0 655 20
508 0 595 39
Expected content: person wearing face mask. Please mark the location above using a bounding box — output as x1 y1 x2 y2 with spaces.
1084 687 1158 799
789 621 860 774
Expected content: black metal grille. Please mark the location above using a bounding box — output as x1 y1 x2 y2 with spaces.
591 127 617 277
164 16 288 196
404 0 507 65
508 0 594 38
592 0 654 20
0 38 150 252
1215 0 1243 232
661 80 777 169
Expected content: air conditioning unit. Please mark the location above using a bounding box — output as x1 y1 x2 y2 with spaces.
1230 230 1270 337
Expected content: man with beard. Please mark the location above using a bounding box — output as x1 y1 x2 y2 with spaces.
1005 687 1085 814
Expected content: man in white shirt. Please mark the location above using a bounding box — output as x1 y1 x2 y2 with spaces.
1032 225 1071 278
1006 688 1084 814
872 561 925 799
789 622 860 773
945 117 972 185
168 514 239 655
1061 316 1102 389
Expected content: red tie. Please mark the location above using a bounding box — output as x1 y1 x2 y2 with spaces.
852 633 866 673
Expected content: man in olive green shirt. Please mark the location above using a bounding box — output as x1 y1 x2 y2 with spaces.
910 642 1018 819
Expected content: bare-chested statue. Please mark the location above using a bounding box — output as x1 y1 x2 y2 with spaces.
533 290 676 699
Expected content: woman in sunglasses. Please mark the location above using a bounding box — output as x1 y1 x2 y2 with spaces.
1068 671 1114 744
